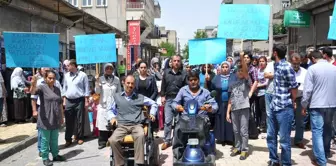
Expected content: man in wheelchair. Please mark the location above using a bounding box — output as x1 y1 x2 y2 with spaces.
171 71 218 162
107 75 158 166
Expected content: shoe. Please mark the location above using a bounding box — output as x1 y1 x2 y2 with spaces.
268 161 280 166
311 159 319 166
53 155 66 162
294 143 306 149
64 141 72 148
77 140 84 145
39 152 42 157
43 159 53 166
230 148 240 157
161 142 171 150
239 151 248 160
98 144 105 149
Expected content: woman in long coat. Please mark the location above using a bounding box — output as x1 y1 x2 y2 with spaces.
95 63 121 149
11 67 29 123
212 61 234 145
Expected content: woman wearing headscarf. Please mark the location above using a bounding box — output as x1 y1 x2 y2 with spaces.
11 67 30 123
95 63 121 149
150 57 162 81
212 61 234 145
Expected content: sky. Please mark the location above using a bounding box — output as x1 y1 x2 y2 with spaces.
155 0 222 48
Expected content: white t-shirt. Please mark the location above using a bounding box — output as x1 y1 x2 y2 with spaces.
295 67 307 98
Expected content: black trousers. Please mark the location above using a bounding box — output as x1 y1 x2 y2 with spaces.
65 97 85 142
255 95 266 129
98 130 112 146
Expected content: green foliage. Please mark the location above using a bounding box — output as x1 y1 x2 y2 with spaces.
273 22 287 35
159 42 176 57
182 44 189 59
194 31 208 39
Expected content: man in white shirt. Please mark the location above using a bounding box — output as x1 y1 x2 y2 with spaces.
290 53 307 149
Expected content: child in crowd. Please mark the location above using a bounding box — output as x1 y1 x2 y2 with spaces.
226 52 256 160
88 90 99 137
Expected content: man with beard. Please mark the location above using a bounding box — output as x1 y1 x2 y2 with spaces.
267 44 298 166
171 71 218 160
160 55 188 150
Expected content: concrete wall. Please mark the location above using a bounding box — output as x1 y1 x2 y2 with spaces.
80 0 126 31
0 6 67 42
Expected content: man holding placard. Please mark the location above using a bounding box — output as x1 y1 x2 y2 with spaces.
62 59 90 147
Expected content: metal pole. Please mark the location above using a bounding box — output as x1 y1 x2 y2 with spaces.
268 0 273 58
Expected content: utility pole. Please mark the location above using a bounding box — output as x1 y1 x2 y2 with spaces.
268 0 273 58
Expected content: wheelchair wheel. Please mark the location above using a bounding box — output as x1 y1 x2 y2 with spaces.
148 139 160 166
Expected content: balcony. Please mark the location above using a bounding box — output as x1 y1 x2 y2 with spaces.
126 1 154 27
126 1 145 9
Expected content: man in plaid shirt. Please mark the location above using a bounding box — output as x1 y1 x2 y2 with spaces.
267 43 298 166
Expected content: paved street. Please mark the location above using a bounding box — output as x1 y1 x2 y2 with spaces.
1 129 336 166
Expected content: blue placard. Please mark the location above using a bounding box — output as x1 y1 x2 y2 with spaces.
328 3 336 40
75 33 116 64
218 4 270 40
188 38 226 65
3 32 59 68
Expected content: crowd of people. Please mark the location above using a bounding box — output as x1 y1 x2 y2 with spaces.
0 43 335 166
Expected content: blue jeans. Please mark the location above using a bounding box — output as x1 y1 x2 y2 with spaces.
294 97 306 144
163 99 177 143
38 128 42 152
310 108 336 166
267 106 294 166
265 93 272 117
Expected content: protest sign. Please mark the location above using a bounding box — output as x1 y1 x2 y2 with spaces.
75 33 116 64
218 4 270 40
328 3 336 40
3 32 59 68
188 38 226 65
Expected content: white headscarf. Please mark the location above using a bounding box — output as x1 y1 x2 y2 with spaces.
11 67 26 90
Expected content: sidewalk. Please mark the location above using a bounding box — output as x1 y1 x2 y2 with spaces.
0 122 37 161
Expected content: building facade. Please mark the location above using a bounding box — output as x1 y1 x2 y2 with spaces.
274 0 335 53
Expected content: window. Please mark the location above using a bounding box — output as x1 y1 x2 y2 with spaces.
97 0 107 7
82 0 92 7
67 0 78 6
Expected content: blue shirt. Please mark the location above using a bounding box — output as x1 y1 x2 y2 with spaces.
108 91 158 119
62 71 90 99
221 76 229 101
172 86 218 114
271 59 298 111
301 60 336 109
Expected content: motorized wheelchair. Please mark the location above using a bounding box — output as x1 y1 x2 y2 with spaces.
107 107 160 166
173 97 216 166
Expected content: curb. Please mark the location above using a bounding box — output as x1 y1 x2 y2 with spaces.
0 133 38 161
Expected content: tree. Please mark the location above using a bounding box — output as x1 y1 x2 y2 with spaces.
194 31 208 39
182 44 189 59
159 42 176 57
273 22 287 35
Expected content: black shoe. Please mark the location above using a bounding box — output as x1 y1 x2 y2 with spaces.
43 159 53 166
268 161 280 166
53 155 66 162
98 144 105 149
